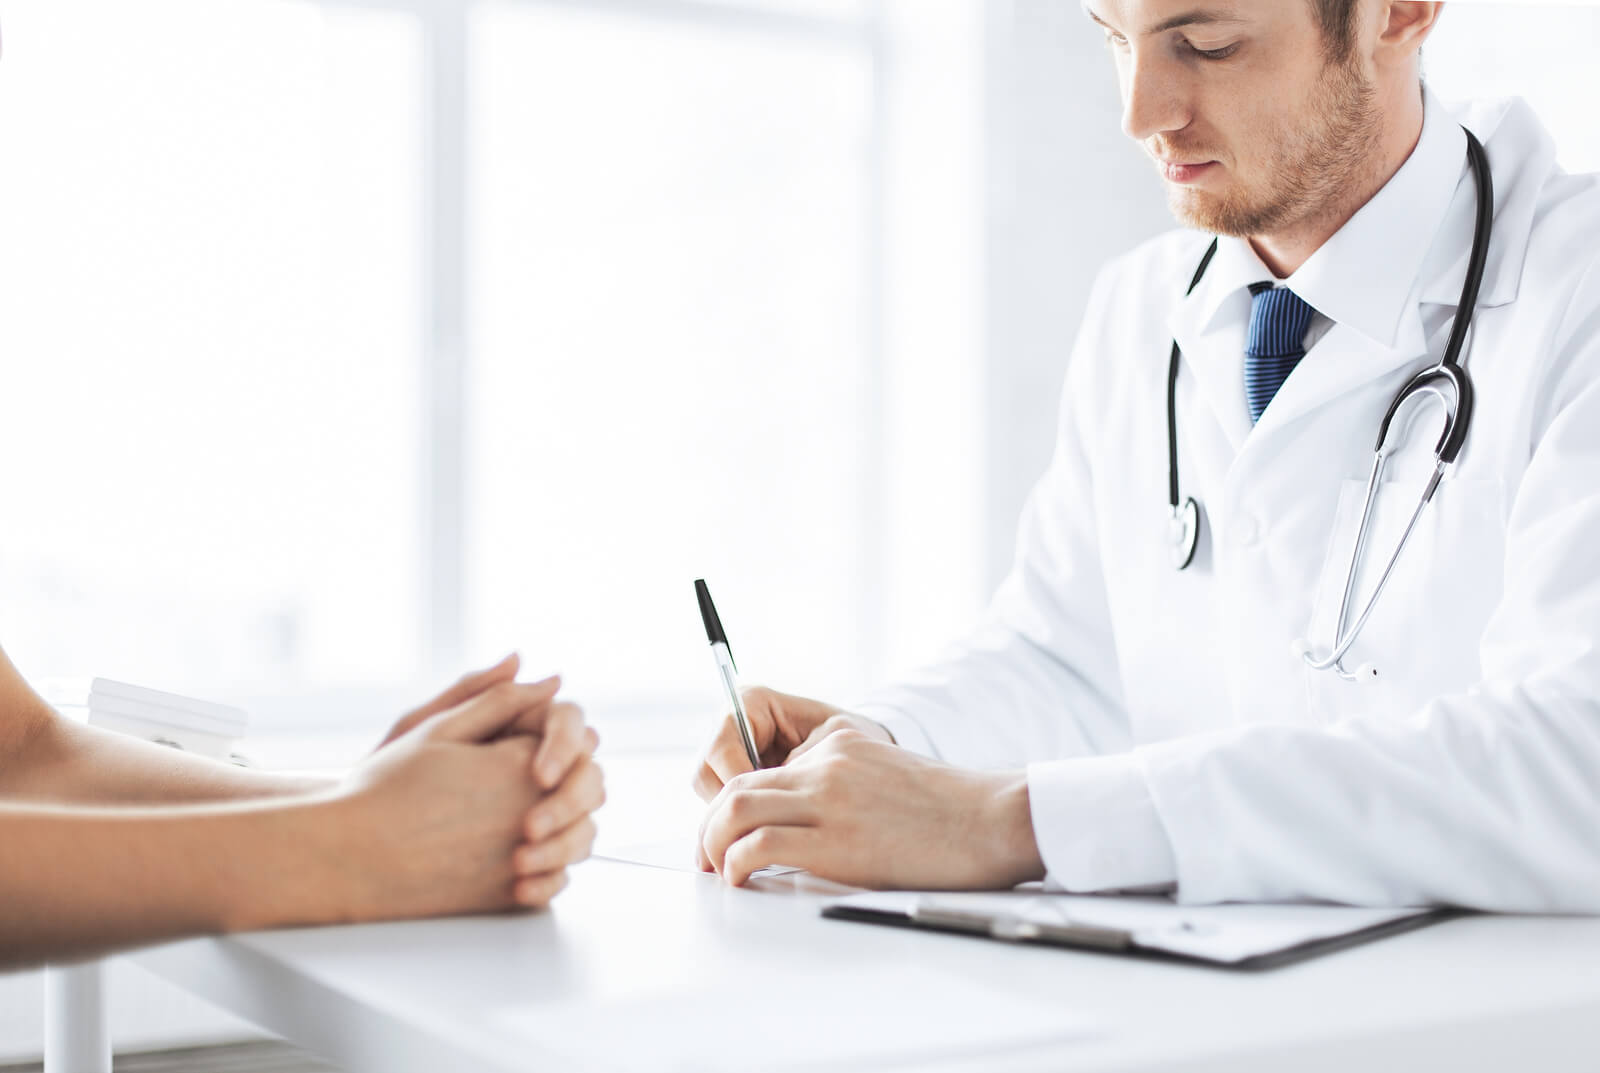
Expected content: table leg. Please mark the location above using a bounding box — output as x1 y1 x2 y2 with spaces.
44 962 112 1073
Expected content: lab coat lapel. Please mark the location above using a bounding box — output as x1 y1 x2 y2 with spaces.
1167 238 1262 454
1248 95 1553 442
1169 301 1253 454
1249 312 1430 442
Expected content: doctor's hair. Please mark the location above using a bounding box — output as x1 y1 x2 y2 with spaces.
1309 0 1359 63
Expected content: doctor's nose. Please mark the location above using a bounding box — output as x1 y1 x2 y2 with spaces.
1120 58 1191 144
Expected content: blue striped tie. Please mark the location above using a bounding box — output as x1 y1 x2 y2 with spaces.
1244 282 1316 423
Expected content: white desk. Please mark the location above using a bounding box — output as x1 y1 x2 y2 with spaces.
123 855 1600 1073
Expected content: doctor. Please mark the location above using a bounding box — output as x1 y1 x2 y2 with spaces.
692 0 1600 910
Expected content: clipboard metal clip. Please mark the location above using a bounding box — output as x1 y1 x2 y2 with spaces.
910 904 1133 952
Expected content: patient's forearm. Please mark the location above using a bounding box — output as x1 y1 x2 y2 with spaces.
0 647 331 805
2 715 334 805
0 795 348 970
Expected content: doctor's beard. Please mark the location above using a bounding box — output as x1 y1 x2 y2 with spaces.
1156 52 1382 240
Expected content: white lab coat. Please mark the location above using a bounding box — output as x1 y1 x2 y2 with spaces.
852 91 1600 911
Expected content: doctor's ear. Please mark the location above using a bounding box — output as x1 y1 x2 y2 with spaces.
1371 2 1444 64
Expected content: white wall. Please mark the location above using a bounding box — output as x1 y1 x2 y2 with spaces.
874 0 990 675
980 0 1174 588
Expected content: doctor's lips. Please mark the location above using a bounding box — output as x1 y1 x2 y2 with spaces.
1157 158 1218 184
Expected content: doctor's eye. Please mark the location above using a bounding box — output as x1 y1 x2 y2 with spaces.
1186 40 1240 61
1102 29 1130 50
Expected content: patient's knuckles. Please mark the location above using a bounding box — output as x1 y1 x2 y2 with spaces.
541 704 579 740
576 819 598 859
498 739 539 778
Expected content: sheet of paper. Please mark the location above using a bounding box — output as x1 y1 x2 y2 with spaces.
832 890 1433 965
600 838 803 878
495 965 1100 1072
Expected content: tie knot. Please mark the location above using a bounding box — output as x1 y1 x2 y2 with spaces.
1246 284 1316 359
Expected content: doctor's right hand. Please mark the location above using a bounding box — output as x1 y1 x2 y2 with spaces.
691 687 894 802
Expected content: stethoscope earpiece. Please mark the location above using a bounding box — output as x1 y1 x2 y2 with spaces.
1292 639 1380 684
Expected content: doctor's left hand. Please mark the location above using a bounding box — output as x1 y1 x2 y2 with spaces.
696 731 1046 890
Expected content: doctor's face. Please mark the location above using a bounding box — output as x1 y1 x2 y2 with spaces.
1088 0 1381 240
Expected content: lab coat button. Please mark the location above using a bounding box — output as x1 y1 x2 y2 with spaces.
1233 516 1262 547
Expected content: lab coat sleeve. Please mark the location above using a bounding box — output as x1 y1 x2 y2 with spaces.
1026 754 1177 892
848 265 1135 769
1129 256 1600 911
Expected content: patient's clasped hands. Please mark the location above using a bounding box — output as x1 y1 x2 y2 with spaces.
692 687 1044 891
335 653 605 922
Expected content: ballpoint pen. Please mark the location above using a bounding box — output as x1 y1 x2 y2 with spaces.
695 579 762 771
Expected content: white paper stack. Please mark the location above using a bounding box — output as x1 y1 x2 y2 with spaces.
88 678 250 762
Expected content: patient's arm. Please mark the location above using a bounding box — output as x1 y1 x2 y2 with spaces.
0 658 596 969
0 793 348 966
0 647 330 804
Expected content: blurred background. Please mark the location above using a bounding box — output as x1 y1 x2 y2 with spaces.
0 0 1596 1061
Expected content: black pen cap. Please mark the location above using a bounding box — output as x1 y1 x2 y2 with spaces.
694 579 734 666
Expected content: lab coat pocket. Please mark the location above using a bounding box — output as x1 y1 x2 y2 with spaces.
1304 475 1506 725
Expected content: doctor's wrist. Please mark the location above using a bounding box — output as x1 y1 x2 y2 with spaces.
979 772 1046 889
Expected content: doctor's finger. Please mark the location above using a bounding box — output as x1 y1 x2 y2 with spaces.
783 716 865 766
692 759 726 802
695 765 807 864
704 716 768 790
698 729 799 799
701 788 819 876
723 826 821 887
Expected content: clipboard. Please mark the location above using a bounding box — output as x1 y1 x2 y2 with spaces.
822 891 1454 971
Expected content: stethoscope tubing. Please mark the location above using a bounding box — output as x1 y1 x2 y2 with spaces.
1165 127 1494 681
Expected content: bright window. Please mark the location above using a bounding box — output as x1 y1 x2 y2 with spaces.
0 2 425 708
0 0 891 732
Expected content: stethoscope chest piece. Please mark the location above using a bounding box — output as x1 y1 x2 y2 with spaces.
1169 497 1201 570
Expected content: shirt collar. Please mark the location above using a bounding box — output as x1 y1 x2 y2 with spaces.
1178 86 1467 353
1287 86 1465 351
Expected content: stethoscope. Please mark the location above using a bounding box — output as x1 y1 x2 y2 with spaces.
1166 127 1494 682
